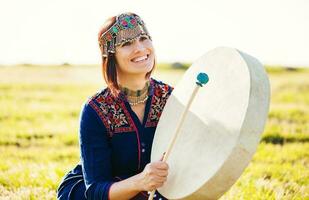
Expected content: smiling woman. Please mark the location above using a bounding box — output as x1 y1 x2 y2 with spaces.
115 34 154 80
56 13 172 200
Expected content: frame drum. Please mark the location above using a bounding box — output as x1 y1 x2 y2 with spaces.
151 47 270 199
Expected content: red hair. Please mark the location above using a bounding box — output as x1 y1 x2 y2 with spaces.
98 13 155 96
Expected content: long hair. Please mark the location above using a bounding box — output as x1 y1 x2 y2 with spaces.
98 13 155 96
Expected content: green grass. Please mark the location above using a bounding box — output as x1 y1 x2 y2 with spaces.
0 64 308 199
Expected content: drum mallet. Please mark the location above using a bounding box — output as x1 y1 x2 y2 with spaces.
148 72 209 200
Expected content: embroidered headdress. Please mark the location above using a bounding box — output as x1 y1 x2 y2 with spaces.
99 13 151 57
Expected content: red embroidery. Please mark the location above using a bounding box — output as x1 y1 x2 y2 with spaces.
145 80 173 127
88 89 135 136
88 79 173 136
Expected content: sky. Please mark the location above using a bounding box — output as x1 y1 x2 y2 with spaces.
0 0 308 66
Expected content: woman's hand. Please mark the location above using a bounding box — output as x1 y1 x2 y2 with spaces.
136 160 169 191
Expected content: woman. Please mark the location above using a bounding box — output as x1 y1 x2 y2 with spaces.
57 12 173 200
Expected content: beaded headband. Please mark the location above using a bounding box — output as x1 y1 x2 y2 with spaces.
99 13 151 57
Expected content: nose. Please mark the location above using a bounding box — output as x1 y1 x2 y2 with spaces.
133 39 146 53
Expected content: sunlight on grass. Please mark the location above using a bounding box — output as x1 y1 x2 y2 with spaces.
0 65 308 199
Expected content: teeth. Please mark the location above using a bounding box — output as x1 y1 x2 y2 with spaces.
132 55 147 62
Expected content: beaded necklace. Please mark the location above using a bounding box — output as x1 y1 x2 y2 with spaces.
119 81 150 106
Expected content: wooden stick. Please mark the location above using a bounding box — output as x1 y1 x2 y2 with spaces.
148 73 208 200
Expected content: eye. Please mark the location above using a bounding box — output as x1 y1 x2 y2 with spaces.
140 35 149 41
121 41 132 47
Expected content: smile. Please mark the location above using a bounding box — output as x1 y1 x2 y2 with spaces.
131 54 149 63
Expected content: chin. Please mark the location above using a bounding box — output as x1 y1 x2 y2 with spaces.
133 62 154 73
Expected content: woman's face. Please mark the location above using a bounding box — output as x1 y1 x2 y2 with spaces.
115 35 155 78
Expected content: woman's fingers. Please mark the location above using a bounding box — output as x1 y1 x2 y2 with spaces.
155 175 167 183
140 161 169 191
149 177 166 189
151 161 169 170
151 161 169 177
156 170 168 177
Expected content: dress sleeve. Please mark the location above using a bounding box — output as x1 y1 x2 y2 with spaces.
79 102 114 200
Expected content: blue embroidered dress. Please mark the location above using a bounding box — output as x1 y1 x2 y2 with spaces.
57 78 173 200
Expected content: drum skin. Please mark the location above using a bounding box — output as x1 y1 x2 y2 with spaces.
151 47 270 200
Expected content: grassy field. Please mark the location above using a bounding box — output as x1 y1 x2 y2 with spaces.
0 65 308 199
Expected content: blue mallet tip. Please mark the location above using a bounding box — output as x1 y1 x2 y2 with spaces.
196 72 209 87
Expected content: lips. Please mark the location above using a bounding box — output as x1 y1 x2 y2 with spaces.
131 54 149 63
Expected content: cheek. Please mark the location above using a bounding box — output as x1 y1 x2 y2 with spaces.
147 45 155 59
116 59 128 72
146 41 154 50
115 51 129 66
